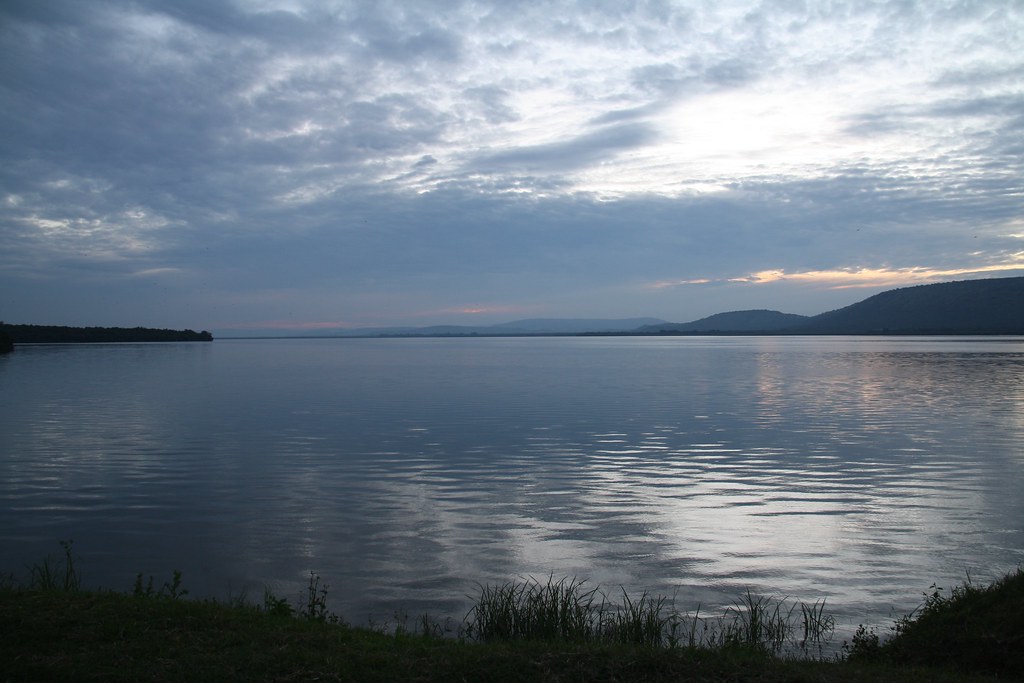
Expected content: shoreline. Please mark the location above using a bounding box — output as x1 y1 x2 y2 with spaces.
2 545 1020 681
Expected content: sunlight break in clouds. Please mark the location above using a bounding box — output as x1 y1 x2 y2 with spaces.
736 263 1024 289
651 261 1024 291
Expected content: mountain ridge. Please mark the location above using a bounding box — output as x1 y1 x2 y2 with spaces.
641 277 1024 336
636 310 809 334
794 276 1024 334
219 317 668 338
211 276 1024 338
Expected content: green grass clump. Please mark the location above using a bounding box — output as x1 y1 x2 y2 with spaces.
465 575 602 642
861 568 1024 678
465 575 836 655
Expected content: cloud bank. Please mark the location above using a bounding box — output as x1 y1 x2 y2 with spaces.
1 0 1022 329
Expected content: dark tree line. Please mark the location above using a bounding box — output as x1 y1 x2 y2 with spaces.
0 324 213 344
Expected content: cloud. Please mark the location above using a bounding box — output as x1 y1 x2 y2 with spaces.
652 262 1024 292
425 304 539 318
1 1 1022 328
461 85 520 125
737 263 1024 289
215 319 362 331
469 121 658 174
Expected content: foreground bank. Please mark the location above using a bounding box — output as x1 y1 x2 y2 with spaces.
0 589 988 682
2 567 1020 682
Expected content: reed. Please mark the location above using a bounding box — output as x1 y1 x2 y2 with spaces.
464 575 601 642
27 539 81 592
721 589 794 652
601 589 677 647
465 575 832 654
799 597 835 652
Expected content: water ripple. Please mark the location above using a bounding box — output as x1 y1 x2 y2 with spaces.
1 337 1022 636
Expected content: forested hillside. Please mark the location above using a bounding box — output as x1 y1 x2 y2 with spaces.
0 324 213 344
798 277 1024 334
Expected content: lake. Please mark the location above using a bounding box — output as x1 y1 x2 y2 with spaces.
1 336 1022 639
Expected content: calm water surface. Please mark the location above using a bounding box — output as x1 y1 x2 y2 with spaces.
2 336 1022 637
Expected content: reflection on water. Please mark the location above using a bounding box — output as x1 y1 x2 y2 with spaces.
1 337 1022 636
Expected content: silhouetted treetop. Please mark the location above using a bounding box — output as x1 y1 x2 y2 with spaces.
0 324 213 344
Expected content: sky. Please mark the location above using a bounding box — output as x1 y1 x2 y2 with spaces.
2 0 1023 333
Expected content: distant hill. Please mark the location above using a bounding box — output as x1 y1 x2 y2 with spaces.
797 277 1024 334
490 318 667 334
377 317 668 336
637 310 809 334
368 319 663 337
1 324 213 344
220 318 668 338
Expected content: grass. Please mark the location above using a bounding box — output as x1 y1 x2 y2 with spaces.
464 575 837 655
464 575 602 643
4 589 1000 683
1 543 1019 682
848 568 1024 678
26 540 81 593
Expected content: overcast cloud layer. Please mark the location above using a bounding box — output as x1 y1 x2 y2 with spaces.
2 0 1022 331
